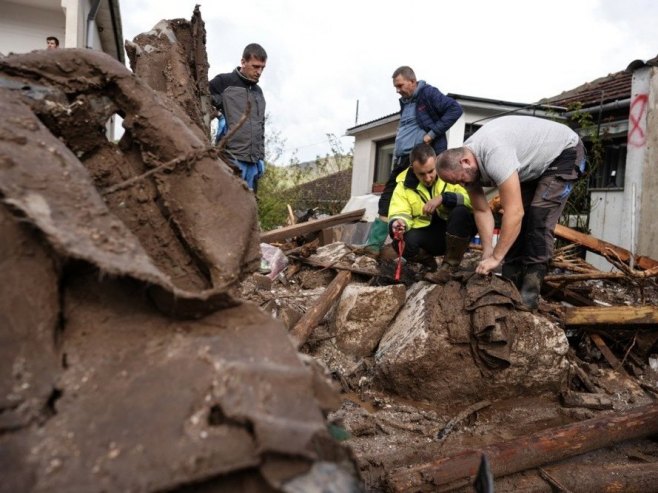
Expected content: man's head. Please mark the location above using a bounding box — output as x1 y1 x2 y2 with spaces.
46 36 59 49
436 147 480 187
410 143 437 188
392 66 417 99
240 43 267 82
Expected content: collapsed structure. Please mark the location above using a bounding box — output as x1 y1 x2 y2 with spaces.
2 7 658 493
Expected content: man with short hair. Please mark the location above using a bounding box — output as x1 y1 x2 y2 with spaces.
365 66 463 254
209 43 267 192
46 36 59 49
388 143 475 280
436 115 586 308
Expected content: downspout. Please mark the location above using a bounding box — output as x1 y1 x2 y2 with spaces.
86 0 102 49
108 0 125 64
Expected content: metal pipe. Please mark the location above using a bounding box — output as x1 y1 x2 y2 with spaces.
86 0 103 49
563 98 631 117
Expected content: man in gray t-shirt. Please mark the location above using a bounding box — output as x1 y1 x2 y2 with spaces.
435 116 585 309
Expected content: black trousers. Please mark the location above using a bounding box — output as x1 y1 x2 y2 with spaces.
378 155 411 217
505 141 585 267
392 206 476 260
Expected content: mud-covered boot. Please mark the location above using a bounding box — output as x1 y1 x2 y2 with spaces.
414 249 437 272
519 264 547 310
425 234 470 283
502 262 524 290
363 217 389 255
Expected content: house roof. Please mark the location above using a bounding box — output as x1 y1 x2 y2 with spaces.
539 70 632 108
539 54 658 109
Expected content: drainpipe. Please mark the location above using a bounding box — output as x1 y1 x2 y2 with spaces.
562 98 631 117
86 0 103 49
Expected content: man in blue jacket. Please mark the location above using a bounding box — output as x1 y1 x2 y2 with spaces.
365 66 463 254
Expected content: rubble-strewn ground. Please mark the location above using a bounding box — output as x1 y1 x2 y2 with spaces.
238 246 658 492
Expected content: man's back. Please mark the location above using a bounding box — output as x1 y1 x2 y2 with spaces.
465 116 579 185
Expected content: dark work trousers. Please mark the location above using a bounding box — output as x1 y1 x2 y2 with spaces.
378 155 411 217
392 205 476 260
505 141 586 267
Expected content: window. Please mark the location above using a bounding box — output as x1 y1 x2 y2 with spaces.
374 138 396 184
464 123 482 140
588 138 626 190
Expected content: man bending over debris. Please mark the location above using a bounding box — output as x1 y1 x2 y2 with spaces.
437 115 586 309
389 143 475 281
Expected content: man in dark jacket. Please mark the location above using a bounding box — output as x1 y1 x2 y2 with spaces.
365 66 463 253
209 43 267 192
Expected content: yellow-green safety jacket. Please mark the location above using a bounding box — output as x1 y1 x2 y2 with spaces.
388 168 471 231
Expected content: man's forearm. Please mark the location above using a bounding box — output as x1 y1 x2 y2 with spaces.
474 209 495 254
493 207 523 261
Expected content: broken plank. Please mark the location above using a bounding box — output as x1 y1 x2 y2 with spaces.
436 400 491 443
290 254 381 278
542 281 596 306
564 306 658 326
554 224 658 271
289 270 351 349
559 391 613 410
261 209 365 243
387 402 658 492
589 333 624 371
497 463 658 492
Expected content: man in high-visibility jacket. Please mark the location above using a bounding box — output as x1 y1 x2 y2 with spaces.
389 143 476 280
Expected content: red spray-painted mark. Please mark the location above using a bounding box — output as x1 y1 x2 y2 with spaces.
628 94 648 147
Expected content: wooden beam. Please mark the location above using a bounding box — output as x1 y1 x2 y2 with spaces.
261 209 365 243
289 270 352 349
564 306 658 326
387 403 658 492
542 281 596 306
589 333 624 370
554 224 658 271
497 464 658 492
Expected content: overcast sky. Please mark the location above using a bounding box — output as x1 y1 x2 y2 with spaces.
118 0 658 164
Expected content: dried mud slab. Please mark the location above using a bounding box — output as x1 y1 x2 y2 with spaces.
0 12 361 491
0 47 260 317
126 5 213 135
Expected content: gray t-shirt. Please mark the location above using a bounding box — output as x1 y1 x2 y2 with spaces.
464 116 579 186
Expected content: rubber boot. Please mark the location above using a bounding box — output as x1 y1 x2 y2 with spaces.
363 217 389 255
425 234 470 283
519 264 547 310
414 249 437 272
502 262 524 290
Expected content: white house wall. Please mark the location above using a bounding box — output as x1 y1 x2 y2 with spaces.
0 0 111 54
350 120 398 196
587 65 658 269
638 66 658 261
587 191 625 270
0 1 65 54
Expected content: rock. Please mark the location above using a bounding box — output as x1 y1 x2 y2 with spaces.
333 284 406 357
375 281 569 405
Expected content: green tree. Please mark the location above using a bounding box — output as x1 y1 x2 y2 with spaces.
559 102 605 232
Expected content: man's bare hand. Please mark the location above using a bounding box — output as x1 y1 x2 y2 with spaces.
422 196 443 215
476 256 501 275
392 220 406 235
423 134 432 144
